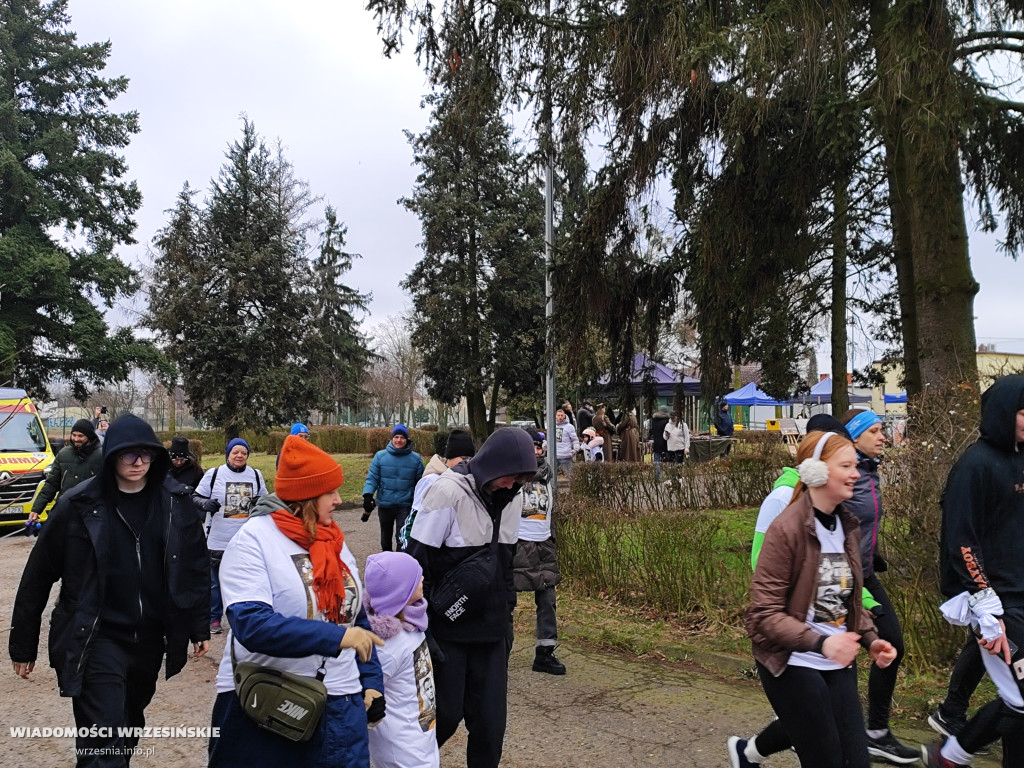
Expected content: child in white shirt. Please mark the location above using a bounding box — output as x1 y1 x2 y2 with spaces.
364 552 440 768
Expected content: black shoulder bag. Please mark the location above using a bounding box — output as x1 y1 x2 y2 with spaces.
430 509 502 624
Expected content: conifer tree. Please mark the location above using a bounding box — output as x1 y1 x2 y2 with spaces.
148 120 345 438
304 205 372 422
401 63 544 440
0 0 151 396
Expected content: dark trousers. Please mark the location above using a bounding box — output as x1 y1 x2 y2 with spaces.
533 586 558 646
433 638 508 768
941 632 985 719
377 505 410 552
864 573 905 730
71 635 165 768
757 661 869 768
209 549 224 623
957 605 1024 762
209 690 369 768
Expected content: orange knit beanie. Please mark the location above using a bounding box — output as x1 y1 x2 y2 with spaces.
275 434 344 501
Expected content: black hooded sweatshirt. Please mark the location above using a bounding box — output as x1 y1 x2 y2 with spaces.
940 375 1024 606
98 415 173 642
10 414 209 697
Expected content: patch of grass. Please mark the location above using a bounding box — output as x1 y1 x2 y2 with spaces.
201 453 372 503
544 579 996 727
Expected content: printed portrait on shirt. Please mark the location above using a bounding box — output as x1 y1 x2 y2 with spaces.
224 481 255 518
290 553 360 624
414 639 437 732
813 553 853 625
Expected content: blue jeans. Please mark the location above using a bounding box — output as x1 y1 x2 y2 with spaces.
533 586 558 645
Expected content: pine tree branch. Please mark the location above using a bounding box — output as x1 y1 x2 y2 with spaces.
978 94 1024 113
955 30 1024 45
956 42 1024 58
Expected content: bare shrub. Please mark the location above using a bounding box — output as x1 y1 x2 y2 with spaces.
556 497 749 624
881 382 980 672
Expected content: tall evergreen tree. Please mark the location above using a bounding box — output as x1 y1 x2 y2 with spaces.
148 120 326 438
304 205 372 422
0 0 151 396
401 61 544 440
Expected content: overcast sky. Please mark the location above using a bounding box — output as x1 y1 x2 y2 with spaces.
68 0 1024 367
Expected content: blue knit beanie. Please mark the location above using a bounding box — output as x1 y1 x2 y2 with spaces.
226 438 250 459
392 424 409 439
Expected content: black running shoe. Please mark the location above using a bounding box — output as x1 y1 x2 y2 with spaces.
867 732 920 764
928 708 967 739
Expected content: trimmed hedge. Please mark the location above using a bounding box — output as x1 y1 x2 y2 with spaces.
155 429 269 458
569 454 785 511
160 425 439 458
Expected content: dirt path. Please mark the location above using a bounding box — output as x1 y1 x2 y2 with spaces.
0 512 999 767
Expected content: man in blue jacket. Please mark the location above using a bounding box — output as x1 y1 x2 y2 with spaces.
362 424 425 551
10 414 210 766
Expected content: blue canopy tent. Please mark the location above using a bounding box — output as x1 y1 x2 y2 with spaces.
884 391 907 404
722 382 794 406
807 377 872 405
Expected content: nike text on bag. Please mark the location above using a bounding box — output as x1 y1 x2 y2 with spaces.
232 644 327 742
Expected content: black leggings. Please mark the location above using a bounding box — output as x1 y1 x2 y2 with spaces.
941 632 985 719
757 661 869 768
864 573 905 730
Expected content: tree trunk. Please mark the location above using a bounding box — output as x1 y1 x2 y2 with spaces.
869 0 979 402
168 383 177 433
487 376 501 434
831 175 850 416
466 384 489 443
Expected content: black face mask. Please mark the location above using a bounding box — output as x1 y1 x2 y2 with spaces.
486 484 522 511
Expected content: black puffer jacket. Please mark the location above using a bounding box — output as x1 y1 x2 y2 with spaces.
9 415 210 696
30 437 103 515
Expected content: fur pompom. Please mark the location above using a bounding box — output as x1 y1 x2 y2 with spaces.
798 458 830 488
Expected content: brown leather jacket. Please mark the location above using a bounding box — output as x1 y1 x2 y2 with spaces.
744 491 879 677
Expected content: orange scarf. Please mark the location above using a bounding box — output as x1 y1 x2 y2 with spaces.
271 510 351 624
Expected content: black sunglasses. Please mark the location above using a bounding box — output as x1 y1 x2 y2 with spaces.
118 450 156 466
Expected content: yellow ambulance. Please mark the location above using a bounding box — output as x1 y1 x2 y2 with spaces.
0 387 56 530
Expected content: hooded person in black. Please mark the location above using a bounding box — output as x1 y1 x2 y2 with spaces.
922 375 1024 768
10 414 210 767
406 427 537 768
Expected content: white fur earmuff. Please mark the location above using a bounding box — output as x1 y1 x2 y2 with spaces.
797 431 835 488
